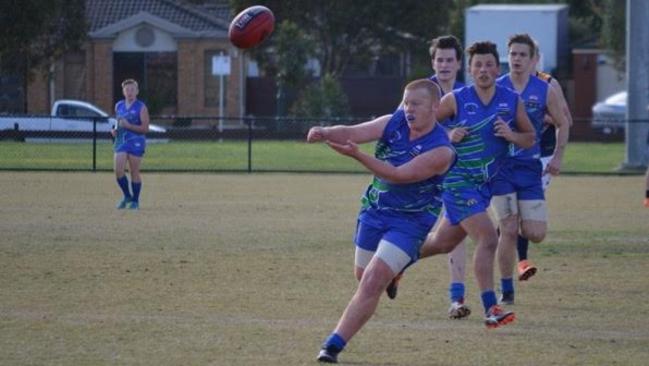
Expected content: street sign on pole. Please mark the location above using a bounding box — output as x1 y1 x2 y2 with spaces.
212 53 231 133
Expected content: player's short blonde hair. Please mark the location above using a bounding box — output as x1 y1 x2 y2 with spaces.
404 79 442 102
121 79 138 89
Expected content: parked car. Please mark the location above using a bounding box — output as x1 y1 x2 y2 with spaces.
591 91 626 134
0 99 166 142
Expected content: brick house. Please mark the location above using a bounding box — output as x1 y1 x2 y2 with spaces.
27 0 245 126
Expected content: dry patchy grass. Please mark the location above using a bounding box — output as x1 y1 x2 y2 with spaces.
1 172 648 365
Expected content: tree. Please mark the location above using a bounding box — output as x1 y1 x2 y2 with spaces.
291 73 350 121
274 20 316 116
230 0 453 77
0 0 87 110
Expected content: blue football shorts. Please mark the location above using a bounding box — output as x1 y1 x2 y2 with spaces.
442 184 492 225
114 136 146 157
354 208 437 262
490 158 544 200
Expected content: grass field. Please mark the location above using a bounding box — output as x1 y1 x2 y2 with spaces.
0 140 630 173
1 172 649 365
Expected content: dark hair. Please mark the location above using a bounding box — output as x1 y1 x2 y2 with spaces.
507 33 536 58
429 35 463 61
405 78 442 101
466 41 499 66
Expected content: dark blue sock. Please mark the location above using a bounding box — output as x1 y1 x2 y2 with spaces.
481 290 498 314
117 176 131 199
501 278 514 294
323 333 346 352
517 235 529 261
131 181 142 202
448 282 465 303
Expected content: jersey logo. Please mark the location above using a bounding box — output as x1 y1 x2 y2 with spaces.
387 130 402 144
496 106 511 116
464 102 478 115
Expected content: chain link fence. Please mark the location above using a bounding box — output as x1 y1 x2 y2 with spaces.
0 115 647 174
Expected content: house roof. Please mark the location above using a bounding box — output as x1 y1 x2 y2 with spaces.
86 0 231 38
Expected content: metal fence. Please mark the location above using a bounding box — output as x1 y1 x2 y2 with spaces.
0 115 647 174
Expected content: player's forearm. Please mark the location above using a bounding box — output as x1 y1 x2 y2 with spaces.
125 123 149 134
553 124 569 158
510 131 535 149
321 125 353 143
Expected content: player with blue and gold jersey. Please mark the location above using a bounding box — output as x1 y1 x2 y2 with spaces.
112 79 150 210
308 79 456 363
419 41 535 329
491 34 570 305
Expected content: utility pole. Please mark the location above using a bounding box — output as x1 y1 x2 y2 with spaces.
623 0 649 169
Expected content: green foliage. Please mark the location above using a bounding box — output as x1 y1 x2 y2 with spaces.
0 0 87 75
230 0 452 77
599 0 626 72
290 74 350 121
275 21 315 89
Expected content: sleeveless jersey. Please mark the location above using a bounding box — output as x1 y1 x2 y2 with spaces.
430 75 465 128
496 74 548 160
442 84 519 190
114 100 146 149
429 75 465 95
360 109 453 215
535 70 553 83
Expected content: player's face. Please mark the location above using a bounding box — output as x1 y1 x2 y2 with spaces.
402 88 436 126
508 43 533 75
469 54 500 89
122 84 139 101
528 52 540 75
432 48 461 82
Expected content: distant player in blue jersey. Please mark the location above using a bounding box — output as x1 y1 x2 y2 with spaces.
427 35 475 319
511 40 575 282
111 79 150 210
419 41 535 329
384 36 472 318
308 79 456 363
491 34 570 305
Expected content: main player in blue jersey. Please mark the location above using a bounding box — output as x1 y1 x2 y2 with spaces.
307 79 456 363
419 41 535 328
491 34 570 305
111 79 150 210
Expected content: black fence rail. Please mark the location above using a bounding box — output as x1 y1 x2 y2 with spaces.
1 115 648 173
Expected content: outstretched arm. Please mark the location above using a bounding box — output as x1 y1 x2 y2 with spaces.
326 140 455 184
306 114 391 144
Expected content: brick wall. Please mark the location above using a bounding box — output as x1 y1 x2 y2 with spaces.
26 69 49 114
177 39 243 119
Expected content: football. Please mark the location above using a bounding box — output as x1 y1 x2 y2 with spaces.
228 5 275 49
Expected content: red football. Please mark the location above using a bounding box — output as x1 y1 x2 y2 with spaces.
229 6 275 49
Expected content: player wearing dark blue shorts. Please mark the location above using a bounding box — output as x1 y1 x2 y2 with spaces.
419 41 535 329
112 79 150 210
512 55 574 276
491 34 570 304
308 79 455 363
